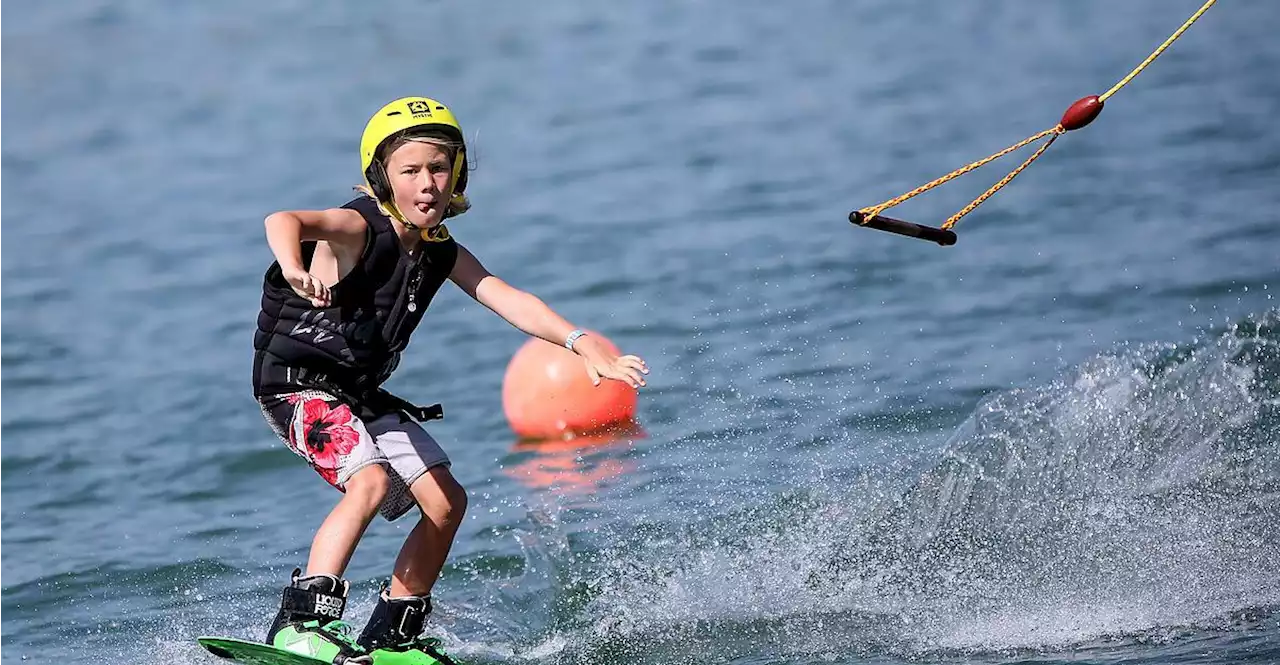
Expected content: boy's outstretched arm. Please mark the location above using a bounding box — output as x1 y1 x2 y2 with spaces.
449 244 648 388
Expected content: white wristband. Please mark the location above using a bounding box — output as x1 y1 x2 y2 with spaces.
565 329 588 351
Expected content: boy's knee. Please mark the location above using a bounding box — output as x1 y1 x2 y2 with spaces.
415 467 467 524
442 475 467 519
344 465 390 513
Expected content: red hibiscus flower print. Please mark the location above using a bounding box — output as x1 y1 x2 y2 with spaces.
290 398 361 487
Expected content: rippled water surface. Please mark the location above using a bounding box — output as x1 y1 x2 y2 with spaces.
4 1 1279 663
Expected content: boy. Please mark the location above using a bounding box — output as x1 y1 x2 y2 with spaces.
252 97 647 663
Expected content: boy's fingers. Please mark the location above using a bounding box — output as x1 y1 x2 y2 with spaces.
621 356 649 373
619 355 649 373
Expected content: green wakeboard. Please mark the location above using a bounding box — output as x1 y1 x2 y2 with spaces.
197 636 332 665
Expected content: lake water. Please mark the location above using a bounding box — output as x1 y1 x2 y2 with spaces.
3 1 1279 663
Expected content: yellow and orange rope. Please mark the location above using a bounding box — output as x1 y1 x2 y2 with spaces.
854 0 1217 235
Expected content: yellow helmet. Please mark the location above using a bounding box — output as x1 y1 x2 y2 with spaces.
359 97 468 224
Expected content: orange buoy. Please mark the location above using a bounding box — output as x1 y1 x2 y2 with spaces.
501 332 638 440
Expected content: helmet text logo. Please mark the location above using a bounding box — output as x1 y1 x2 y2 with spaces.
407 100 432 117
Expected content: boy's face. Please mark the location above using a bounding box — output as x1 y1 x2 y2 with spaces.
384 140 455 228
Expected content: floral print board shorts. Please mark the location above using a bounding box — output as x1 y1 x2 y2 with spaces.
258 390 451 521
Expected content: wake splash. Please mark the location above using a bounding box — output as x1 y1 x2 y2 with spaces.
574 310 1280 660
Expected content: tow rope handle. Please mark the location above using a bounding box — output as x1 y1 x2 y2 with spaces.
848 211 956 246
850 0 1216 246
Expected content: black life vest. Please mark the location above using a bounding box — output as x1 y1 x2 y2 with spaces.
252 196 457 405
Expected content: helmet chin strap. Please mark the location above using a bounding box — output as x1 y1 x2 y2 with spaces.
393 209 422 230
383 200 450 241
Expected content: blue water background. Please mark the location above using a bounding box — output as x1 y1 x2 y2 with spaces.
4 1 1279 663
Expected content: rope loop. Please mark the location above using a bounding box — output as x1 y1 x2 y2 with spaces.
855 0 1216 237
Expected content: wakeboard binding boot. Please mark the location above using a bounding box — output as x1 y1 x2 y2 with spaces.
357 590 460 665
266 568 372 664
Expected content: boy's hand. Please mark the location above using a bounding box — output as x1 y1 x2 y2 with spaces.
575 336 648 388
282 267 331 308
